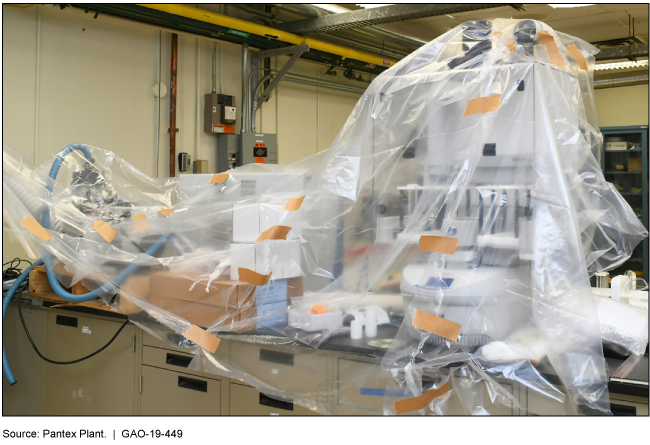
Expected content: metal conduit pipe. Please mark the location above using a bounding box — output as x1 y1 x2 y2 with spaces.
594 74 648 89
250 73 273 133
212 42 217 93
241 43 249 133
282 73 367 94
169 33 178 177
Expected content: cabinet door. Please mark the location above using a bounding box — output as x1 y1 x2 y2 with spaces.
2 305 46 415
42 311 136 415
229 382 313 416
140 365 221 415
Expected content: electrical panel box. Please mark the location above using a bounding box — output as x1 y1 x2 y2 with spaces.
240 133 277 165
204 94 236 134
216 133 278 170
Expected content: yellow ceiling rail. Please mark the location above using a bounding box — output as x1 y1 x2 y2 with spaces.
138 4 398 68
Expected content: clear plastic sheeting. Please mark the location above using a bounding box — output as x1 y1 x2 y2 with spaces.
3 19 648 415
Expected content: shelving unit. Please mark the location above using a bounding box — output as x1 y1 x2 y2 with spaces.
600 125 649 281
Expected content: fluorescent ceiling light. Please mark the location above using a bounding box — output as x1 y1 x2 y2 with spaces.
356 4 393 8
548 4 595 8
595 60 649 71
310 4 352 14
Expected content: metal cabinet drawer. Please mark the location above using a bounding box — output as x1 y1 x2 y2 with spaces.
142 346 225 380
335 357 398 415
42 311 137 415
229 382 313 415
140 365 221 415
335 357 517 415
228 341 330 396
142 330 195 353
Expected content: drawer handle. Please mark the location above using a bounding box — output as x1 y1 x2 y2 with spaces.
166 353 192 368
260 349 294 366
259 393 293 411
177 376 207 393
56 315 78 328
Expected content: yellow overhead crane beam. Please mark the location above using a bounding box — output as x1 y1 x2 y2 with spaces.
139 4 399 68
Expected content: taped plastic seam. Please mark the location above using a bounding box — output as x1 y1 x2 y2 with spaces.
19 216 53 242
132 212 146 221
284 195 305 211
238 268 272 286
183 324 221 353
463 95 501 117
412 310 461 341
91 220 118 243
394 384 451 415
210 173 229 184
566 44 587 70
539 30 567 67
418 235 458 254
156 208 174 216
256 225 292 242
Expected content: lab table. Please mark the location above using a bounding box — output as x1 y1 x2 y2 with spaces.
3 296 648 415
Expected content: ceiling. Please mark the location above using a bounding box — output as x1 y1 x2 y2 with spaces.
341 4 649 46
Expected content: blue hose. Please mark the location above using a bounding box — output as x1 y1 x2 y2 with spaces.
3 143 171 384
2 260 43 385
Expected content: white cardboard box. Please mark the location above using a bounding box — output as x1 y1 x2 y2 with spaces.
232 202 301 242
230 240 301 280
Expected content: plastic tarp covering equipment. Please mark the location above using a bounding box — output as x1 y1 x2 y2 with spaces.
3 19 648 415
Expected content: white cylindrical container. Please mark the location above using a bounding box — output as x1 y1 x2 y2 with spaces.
351 319 363 340
365 308 377 338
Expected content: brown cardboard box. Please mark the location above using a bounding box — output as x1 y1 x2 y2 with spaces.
149 274 303 329
150 271 254 308
116 274 152 315
628 158 642 172
151 295 239 329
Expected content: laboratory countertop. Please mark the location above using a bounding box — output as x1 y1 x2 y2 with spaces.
17 292 649 400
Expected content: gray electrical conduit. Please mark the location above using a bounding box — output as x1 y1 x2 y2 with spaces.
250 73 274 133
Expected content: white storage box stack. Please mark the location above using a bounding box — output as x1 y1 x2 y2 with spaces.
230 200 302 280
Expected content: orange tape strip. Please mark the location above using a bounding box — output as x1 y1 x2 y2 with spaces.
238 268 272 286
418 236 458 254
156 208 174 216
91 220 118 243
182 324 221 353
412 309 461 341
394 384 450 415
566 44 587 70
539 30 566 67
210 173 229 184
133 212 146 221
19 216 53 242
256 225 292 242
284 195 305 211
463 94 500 117
507 42 515 52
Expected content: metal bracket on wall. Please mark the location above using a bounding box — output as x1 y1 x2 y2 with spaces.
253 44 310 103
248 44 310 132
